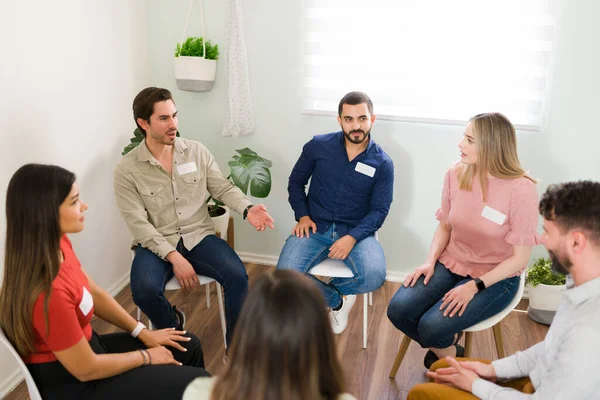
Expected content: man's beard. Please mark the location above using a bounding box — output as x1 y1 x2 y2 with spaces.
343 129 370 144
548 250 572 275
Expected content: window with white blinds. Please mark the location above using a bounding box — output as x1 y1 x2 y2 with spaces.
303 0 560 130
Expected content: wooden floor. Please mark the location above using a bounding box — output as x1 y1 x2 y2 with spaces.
4 264 548 400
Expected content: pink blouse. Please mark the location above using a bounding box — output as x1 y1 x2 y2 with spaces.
436 164 540 279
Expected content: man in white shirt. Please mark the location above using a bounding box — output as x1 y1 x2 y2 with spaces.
409 180 600 399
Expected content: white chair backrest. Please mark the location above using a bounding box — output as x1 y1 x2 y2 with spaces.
0 327 43 400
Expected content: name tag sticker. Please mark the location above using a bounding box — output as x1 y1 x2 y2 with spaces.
79 287 94 316
177 162 198 175
481 205 507 225
355 162 376 177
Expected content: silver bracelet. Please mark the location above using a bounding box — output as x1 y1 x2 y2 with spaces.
138 349 148 366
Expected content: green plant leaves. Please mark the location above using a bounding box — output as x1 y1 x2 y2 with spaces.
174 37 219 60
228 148 272 198
525 257 567 287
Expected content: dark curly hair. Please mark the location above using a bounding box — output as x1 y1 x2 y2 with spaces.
539 181 600 243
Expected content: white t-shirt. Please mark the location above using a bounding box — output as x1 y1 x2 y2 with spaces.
183 377 357 400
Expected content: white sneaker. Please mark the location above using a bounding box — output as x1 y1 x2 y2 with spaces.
329 295 356 334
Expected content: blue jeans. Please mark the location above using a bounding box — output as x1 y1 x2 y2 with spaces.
387 261 519 349
130 235 248 345
276 224 386 308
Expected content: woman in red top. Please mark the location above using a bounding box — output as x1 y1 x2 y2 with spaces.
0 164 208 399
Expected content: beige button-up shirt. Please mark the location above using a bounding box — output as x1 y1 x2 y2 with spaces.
114 137 252 259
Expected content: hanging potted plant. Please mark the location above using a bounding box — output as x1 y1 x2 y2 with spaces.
173 0 218 92
174 36 219 92
525 257 567 325
206 148 272 239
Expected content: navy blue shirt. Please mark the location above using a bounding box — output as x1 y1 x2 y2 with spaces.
288 131 394 242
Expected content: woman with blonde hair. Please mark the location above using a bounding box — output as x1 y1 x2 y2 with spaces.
0 164 208 399
183 269 355 400
387 113 540 368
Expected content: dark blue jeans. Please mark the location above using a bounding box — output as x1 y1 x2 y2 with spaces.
130 235 248 345
387 261 519 349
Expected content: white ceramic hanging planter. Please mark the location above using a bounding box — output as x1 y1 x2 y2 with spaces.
174 56 216 92
174 0 217 92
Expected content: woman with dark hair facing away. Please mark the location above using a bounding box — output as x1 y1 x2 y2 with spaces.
183 269 355 400
0 164 208 400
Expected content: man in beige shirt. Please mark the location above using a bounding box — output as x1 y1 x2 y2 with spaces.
114 87 274 346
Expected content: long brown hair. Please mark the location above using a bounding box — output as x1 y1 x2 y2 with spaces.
212 270 345 400
0 164 75 357
458 112 536 201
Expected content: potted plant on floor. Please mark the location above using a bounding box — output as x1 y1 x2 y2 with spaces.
525 257 567 325
174 36 219 92
206 148 272 239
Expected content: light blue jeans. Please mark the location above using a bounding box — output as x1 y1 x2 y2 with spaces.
276 224 386 308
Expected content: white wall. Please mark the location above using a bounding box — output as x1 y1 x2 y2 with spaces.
145 0 600 276
0 1 148 395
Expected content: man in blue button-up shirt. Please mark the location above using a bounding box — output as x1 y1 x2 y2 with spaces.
277 91 394 334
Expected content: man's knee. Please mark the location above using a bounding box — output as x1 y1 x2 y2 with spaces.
276 235 314 271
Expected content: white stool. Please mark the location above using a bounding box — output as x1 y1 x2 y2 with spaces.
136 275 228 350
309 261 373 348
1 327 43 400
389 271 526 378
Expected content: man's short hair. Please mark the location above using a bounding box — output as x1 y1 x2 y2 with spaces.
338 91 373 117
132 87 174 136
539 180 600 243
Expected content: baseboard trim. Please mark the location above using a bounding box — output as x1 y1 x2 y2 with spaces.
107 271 131 297
238 252 278 266
0 369 23 399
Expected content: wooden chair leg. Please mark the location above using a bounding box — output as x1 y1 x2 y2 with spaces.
464 331 473 358
389 335 412 378
205 282 211 308
492 323 505 359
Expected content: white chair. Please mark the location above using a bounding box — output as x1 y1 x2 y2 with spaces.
308 232 379 349
389 271 526 378
0 327 43 400
136 275 227 349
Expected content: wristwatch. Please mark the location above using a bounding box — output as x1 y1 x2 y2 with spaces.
243 205 253 220
474 278 486 292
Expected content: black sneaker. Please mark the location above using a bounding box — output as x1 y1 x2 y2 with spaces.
424 344 465 369
173 306 186 330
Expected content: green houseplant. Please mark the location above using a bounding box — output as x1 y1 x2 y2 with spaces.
174 36 219 92
175 37 219 60
525 257 567 287
525 257 567 325
206 148 273 217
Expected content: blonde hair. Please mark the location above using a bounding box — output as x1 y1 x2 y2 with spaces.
458 113 536 201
